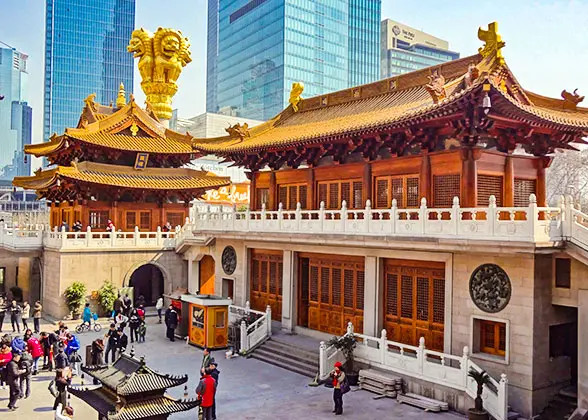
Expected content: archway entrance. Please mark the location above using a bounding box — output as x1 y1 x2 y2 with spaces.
199 255 215 295
128 264 164 306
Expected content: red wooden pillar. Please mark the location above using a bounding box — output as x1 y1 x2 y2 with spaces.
112 201 119 231
268 171 276 210
460 147 480 207
307 168 315 209
159 202 166 230
504 154 514 207
537 157 551 207
249 171 257 211
363 163 372 207
419 150 431 204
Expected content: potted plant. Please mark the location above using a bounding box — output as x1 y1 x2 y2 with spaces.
468 368 491 420
97 281 117 317
326 334 359 385
64 281 87 319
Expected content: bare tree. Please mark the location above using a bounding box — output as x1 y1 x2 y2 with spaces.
546 149 588 209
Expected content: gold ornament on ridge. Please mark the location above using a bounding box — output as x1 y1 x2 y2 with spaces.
478 22 506 65
289 82 304 112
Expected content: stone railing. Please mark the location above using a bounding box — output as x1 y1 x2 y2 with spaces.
229 301 272 354
0 226 45 250
319 323 508 420
188 194 566 244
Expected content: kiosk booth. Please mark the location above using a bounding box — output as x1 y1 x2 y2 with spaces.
182 294 231 349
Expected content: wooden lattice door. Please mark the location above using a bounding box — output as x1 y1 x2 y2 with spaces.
384 259 445 351
249 250 282 321
302 254 364 335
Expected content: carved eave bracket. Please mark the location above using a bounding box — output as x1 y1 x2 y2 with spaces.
425 70 447 104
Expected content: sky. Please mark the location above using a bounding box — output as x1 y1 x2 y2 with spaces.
1 0 588 153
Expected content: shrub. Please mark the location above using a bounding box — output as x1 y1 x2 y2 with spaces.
64 281 87 316
97 281 117 316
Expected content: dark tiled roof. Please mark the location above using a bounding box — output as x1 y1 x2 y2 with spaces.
108 396 200 420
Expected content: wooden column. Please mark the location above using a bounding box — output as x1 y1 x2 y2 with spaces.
112 201 119 230
537 157 549 207
159 202 166 229
504 154 514 207
460 148 480 207
249 171 257 211
81 200 89 229
268 171 276 210
363 163 372 207
307 168 315 210
419 150 431 204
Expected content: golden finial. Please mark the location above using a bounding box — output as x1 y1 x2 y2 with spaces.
478 22 506 65
116 83 126 108
289 82 304 112
130 122 139 136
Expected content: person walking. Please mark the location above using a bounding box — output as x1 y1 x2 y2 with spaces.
25 333 42 375
201 347 212 374
90 339 104 365
21 301 30 331
164 304 178 342
209 360 220 420
54 343 69 370
6 351 25 410
196 367 217 420
52 368 71 410
64 333 81 375
0 342 12 390
82 303 92 328
155 296 164 323
9 300 22 333
0 295 6 332
104 323 118 364
116 328 128 359
128 309 140 343
33 301 42 333
18 349 32 399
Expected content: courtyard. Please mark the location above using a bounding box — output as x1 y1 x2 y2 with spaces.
0 317 465 419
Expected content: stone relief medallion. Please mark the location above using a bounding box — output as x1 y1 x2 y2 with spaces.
221 246 237 275
469 264 512 313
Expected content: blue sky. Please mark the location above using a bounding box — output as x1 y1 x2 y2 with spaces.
1 0 588 146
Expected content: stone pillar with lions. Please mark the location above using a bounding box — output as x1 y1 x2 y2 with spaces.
127 27 192 124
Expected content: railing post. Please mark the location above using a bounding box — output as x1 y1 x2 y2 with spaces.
156 226 162 246
418 336 425 376
452 197 460 235
346 321 354 336
380 329 387 365
61 226 66 248
266 305 272 337
462 346 470 388
488 195 497 236
319 341 327 378
528 193 538 241
86 226 91 247
420 198 427 234
296 202 302 231
319 201 325 232
341 200 348 232
365 199 371 233
245 207 251 231
245 300 250 314
110 227 116 247
499 373 508 420
563 195 572 238
278 202 283 231
261 203 267 232
135 226 140 246
240 320 248 353
391 199 397 235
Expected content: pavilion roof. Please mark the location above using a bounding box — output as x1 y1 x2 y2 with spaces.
12 161 230 192
191 24 588 160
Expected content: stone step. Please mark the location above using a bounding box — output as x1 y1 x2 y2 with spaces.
263 338 320 361
254 344 319 370
250 347 316 378
397 394 443 412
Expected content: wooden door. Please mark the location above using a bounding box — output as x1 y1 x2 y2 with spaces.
199 255 216 295
189 304 205 347
298 257 310 328
384 259 445 351
249 250 282 321
302 253 364 336
207 307 228 349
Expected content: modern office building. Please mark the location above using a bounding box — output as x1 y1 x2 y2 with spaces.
381 19 459 78
0 42 31 179
43 0 135 146
206 0 381 121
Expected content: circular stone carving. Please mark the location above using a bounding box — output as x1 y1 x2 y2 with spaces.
221 246 237 275
469 264 512 313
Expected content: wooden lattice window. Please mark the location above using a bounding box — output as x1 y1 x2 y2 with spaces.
433 174 460 207
125 212 136 230
480 320 506 356
416 277 429 321
250 251 283 297
433 278 445 324
478 174 503 206
166 212 184 228
555 258 571 288
401 275 413 318
317 179 363 209
256 188 269 209
89 211 109 230
310 265 319 301
278 183 307 210
251 259 260 292
139 211 151 230
307 256 364 310
373 175 419 208
386 272 398 316
514 178 536 206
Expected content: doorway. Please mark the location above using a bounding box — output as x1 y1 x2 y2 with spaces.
199 255 215 295
298 257 310 328
128 264 164 306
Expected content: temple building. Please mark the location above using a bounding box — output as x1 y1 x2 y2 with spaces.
183 23 588 418
13 86 230 231
69 352 199 419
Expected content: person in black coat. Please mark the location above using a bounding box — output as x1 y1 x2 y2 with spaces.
0 295 6 333
9 301 21 333
117 328 128 359
18 351 32 399
104 323 119 364
164 305 178 342
128 309 141 343
52 368 71 410
6 352 26 410
209 360 220 420
54 344 69 370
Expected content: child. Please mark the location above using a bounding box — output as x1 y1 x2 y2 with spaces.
137 320 147 343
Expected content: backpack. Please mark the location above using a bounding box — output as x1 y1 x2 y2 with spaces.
339 377 350 394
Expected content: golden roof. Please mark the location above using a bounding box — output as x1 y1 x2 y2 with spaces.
13 161 230 191
192 25 588 156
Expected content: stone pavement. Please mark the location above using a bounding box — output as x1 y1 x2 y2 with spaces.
0 317 465 419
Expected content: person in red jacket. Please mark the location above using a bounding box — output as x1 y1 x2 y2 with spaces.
25 336 43 375
0 343 13 389
196 368 216 420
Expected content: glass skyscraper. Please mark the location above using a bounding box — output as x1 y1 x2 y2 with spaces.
207 0 381 121
0 42 31 179
43 0 135 144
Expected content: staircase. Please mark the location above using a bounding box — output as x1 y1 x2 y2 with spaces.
249 337 319 378
537 387 577 420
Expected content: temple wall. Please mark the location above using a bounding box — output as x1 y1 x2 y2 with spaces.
0 249 39 302
42 249 186 319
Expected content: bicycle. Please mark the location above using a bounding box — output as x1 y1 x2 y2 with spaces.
75 313 102 333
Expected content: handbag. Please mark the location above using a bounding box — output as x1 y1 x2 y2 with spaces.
340 377 350 394
48 379 59 398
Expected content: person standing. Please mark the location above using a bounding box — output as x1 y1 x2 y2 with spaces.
90 339 104 365
116 328 128 359
64 334 81 376
208 361 220 420
21 301 30 331
0 295 6 332
104 323 118 364
122 294 132 317
330 361 346 415
9 301 21 333
201 347 212 374
113 295 123 317
0 343 13 390
18 349 32 399
128 309 140 343
164 304 178 342
54 344 69 370
33 301 42 334
196 368 216 420
6 351 25 410
25 334 42 375
155 296 164 323
52 368 71 410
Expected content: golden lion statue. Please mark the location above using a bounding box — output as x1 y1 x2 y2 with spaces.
289 82 304 112
153 27 192 84
127 28 154 82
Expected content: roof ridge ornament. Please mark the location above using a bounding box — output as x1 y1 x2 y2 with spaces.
478 22 506 65
84 93 98 112
116 83 126 109
289 82 304 112
425 69 446 104
225 123 250 142
561 89 584 110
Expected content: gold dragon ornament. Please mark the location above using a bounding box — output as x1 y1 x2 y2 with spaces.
127 27 192 120
289 82 304 112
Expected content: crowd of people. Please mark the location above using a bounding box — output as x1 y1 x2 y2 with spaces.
0 295 43 334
